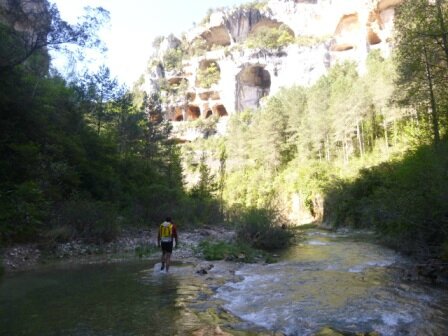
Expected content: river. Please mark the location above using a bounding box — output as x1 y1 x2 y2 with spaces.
1 229 447 335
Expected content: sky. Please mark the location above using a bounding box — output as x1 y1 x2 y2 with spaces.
50 0 249 86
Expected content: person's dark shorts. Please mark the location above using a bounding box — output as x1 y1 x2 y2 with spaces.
161 241 173 253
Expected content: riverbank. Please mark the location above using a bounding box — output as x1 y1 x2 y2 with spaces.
1 225 236 273
3 225 448 287
2 226 448 336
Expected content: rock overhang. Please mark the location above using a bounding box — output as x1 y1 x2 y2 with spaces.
142 0 403 127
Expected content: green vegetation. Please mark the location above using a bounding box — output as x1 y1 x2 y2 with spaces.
197 240 259 262
189 38 208 57
324 141 448 256
246 25 295 50
237 0 269 10
296 35 331 46
135 244 158 258
196 206 295 261
186 15 448 260
0 2 223 246
196 62 220 88
234 207 294 251
3 0 448 266
199 0 268 26
163 48 184 72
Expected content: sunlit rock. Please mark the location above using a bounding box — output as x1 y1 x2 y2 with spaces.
141 0 402 125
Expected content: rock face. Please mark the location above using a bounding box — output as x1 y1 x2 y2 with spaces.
0 0 50 70
0 0 49 31
142 0 401 128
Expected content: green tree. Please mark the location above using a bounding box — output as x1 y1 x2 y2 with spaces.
82 65 118 135
190 152 217 200
393 0 448 144
0 3 109 73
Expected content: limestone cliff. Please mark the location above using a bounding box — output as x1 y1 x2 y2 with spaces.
142 0 401 137
0 0 51 71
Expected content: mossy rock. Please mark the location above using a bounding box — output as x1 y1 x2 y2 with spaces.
314 327 380 336
315 327 345 336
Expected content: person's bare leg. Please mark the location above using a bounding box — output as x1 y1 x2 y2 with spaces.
161 251 166 270
165 252 172 272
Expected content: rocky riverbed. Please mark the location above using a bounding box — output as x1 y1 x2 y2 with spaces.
2 227 448 336
1 225 236 272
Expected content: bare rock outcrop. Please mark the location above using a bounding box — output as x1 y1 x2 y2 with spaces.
141 0 402 140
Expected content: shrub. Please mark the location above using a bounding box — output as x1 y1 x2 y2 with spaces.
176 197 223 227
42 225 74 244
130 184 182 225
246 25 294 50
323 141 448 258
197 240 259 262
0 181 48 243
163 48 184 71
196 62 220 88
189 38 208 56
51 199 120 243
233 207 294 251
135 244 158 258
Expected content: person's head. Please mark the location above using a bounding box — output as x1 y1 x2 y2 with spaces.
165 217 172 223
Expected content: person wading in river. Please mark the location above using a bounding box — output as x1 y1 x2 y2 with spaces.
157 217 178 272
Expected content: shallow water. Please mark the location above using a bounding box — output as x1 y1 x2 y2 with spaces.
0 262 207 336
214 230 448 335
1 230 447 336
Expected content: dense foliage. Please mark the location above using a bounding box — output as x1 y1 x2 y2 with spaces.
324 142 448 257
3 0 448 263
0 2 222 245
186 20 448 260
211 0 448 260
217 53 400 210
0 64 191 244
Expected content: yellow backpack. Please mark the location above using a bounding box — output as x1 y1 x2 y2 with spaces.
160 223 173 242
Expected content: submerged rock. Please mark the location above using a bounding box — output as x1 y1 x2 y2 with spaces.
315 326 380 336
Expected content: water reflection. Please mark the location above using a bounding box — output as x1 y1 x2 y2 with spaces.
0 262 204 336
1 231 447 336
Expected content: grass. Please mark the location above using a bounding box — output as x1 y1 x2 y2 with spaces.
135 244 159 258
196 240 269 263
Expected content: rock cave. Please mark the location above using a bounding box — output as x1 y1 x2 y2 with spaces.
213 104 228 117
186 105 201 120
201 25 231 48
199 91 221 101
205 110 213 118
332 13 359 52
250 19 294 37
236 65 271 112
173 107 183 121
367 29 381 45
377 0 403 11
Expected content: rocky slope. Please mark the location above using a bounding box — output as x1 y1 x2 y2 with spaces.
141 0 401 138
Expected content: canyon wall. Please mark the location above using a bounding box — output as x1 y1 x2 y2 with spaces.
142 0 401 138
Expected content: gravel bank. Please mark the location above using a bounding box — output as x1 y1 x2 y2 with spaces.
1 226 236 272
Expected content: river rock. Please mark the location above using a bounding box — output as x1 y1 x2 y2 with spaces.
314 327 380 336
196 263 214 275
191 325 233 336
